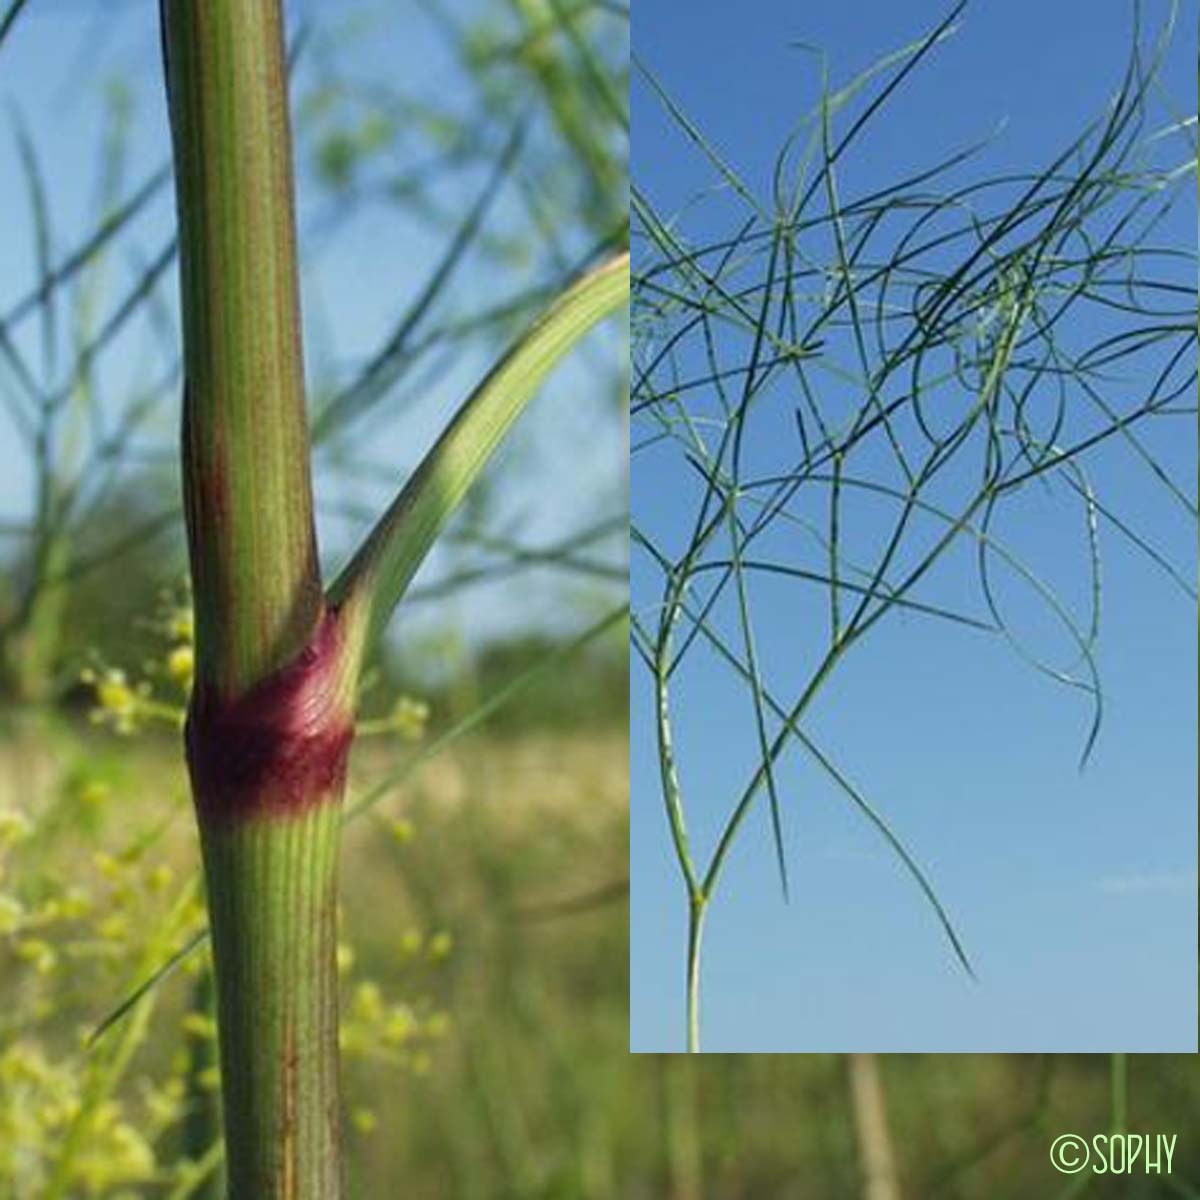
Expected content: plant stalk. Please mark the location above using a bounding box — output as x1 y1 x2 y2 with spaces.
161 0 321 696
199 803 344 1196
686 894 706 1053
161 2 350 1194
182 604 354 1199
846 1054 902 1200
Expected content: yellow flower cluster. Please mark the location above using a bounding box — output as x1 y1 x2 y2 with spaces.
340 977 452 1074
80 591 195 735
336 906 455 1092
356 693 432 741
0 1042 158 1194
0 783 210 1195
388 695 431 741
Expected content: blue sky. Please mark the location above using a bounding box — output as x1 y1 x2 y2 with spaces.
0 0 626 656
631 0 1197 1052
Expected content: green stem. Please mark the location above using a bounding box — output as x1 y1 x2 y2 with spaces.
161 0 321 695
158 0 623 1187
199 803 344 1198
660 1057 702 1199
1109 1053 1127 1134
160 3 349 1192
686 895 706 1053
183 605 353 1199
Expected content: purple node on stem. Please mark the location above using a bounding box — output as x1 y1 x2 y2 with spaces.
186 606 355 826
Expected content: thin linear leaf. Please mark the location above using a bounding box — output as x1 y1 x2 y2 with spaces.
328 251 629 659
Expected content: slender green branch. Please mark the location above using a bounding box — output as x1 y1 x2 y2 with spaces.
633 5 1191 1051
0 0 30 46
686 896 706 1054
328 251 629 667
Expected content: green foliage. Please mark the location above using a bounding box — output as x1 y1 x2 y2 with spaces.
297 0 628 249
632 2 1195 1050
